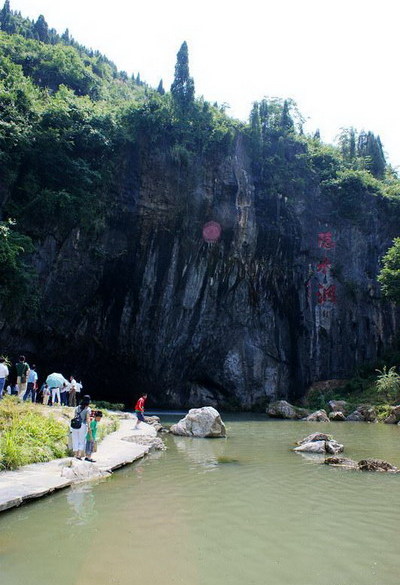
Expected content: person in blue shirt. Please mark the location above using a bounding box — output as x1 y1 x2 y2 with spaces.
24 365 38 402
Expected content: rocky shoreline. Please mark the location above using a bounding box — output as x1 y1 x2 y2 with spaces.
267 399 400 424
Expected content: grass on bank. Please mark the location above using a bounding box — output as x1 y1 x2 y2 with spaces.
0 396 119 470
0 396 68 469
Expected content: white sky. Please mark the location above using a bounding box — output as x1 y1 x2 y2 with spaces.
9 0 400 168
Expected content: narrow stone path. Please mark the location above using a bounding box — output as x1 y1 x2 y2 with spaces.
0 416 156 513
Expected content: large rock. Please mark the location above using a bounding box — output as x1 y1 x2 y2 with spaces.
267 401 308 420
294 432 344 454
305 409 330 422
294 440 326 453
329 411 346 421
296 432 332 444
170 407 226 438
346 404 377 422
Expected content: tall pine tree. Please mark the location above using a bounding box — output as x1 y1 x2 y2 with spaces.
33 14 49 42
0 1 14 33
170 41 195 114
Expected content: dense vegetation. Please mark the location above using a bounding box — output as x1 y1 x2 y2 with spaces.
1 0 400 319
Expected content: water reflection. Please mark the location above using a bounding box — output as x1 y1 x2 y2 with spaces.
172 435 228 470
66 484 97 526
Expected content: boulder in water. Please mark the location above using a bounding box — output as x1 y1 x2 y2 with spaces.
294 432 343 454
296 432 332 445
170 406 226 438
294 440 327 453
267 400 308 419
305 409 330 422
329 411 346 421
346 404 377 422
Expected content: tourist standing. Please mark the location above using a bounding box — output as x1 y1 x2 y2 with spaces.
134 393 147 429
16 356 30 399
0 357 9 400
50 385 61 406
60 382 69 406
68 376 77 407
24 364 38 402
71 395 92 459
42 383 50 405
85 410 102 462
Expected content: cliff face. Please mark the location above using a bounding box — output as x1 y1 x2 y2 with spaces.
2 134 398 408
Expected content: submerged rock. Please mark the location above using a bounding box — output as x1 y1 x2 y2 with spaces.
267 401 308 420
305 409 330 422
358 459 399 473
325 457 398 473
324 457 358 469
170 406 227 438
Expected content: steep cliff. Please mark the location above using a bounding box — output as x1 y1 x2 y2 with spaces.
2 132 399 408
1 22 399 409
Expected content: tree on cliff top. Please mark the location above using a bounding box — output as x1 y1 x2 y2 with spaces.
171 41 195 114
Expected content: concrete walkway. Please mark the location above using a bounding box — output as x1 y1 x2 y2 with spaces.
0 417 157 513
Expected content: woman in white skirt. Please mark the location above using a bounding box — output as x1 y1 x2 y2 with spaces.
71 395 91 459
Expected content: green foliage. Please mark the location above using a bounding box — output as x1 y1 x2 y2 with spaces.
0 219 36 311
375 366 400 403
378 238 400 302
0 397 69 469
321 169 383 220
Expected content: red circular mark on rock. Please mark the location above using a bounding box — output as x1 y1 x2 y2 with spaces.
202 221 222 243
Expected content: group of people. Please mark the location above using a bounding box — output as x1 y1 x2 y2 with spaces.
0 355 82 406
1 354 150 465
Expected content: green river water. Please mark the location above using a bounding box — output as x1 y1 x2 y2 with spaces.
1 415 400 585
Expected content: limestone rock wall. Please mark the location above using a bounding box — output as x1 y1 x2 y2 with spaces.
1 135 398 408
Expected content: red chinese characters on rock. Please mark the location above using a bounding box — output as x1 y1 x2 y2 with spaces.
315 232 336 305
316 257 331 275
318 232 336 250
317 284 337 304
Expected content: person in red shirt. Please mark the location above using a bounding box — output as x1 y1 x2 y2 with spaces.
134 393 147 429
